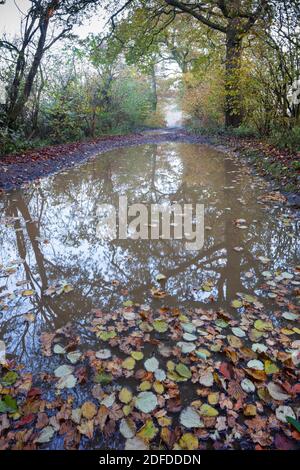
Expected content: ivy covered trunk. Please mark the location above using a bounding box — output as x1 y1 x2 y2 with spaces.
225 24 243 128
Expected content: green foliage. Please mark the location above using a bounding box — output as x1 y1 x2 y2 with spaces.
109 75 153 132
270 126 300 152
0 126 29 155
231 125 258 139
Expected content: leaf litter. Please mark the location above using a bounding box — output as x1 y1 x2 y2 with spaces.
0 264 299 450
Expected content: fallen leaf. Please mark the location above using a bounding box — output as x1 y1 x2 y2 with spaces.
81 401 97 420
179 407 203 429
135 392 157 413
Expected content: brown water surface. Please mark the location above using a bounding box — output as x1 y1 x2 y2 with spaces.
0 142 298 368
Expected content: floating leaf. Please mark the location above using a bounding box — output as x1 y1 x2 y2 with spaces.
202 281 214 292
199 371 214 387
96 349 111 360
208 392 219 405
53 344 66 355
179 407 203 429
231 299 243 309
254 320 273 332
54 364 74 378
137 419 158 441
262 271 272 278
151 288 167 298
123 311 136 320
215 319 228 329
139 322 153 332
281 328 294 335
199 404 219 417
175 363 192 379
281 272 293 279
227 335 243 349
81 401 97 420
247 360 264 371
139 381 152 391
252 343 267 353
264 360 279 375
98 330 117 341
153 320 168 333
67 351 82 364
196 348 211 359
123 300 133 307
21 290 35 297
177 342 196 354
249 329 264 341
244 404 257 416
183 333 197 342
122 357 136 370
120 418 136 439
119 388 133 404
245 368 267 381
131 351 144 361
35 426 55 444
56 374 77 389
62 284 73 294
232 327 246 338
135 392 157 413
156 273 166 281
0 395 18 413
144 357 159 372
154 369 166 382
276 406 296 423
182 323 196 334
94 372 112 385
241 378 255 393
179 433 198 450
1 371 18 386
282 312 298 321
125 437 149 450
153 381 164 394
267 382 290 401
77 420 94 439
101 393 115 408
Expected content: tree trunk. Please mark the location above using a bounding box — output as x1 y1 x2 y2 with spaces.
7 22 49 128
6 1 59 129
150 64 158 112
225 24 243 128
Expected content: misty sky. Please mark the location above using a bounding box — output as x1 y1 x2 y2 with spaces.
0 0 105 38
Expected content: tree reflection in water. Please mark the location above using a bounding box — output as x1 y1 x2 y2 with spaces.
0 143 298 367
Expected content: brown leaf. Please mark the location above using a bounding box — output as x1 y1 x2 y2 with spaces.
81 401 97 420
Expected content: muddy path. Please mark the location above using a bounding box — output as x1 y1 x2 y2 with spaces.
0 129 209 191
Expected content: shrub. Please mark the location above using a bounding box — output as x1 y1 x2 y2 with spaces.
270 126 300 152
0 126 29 156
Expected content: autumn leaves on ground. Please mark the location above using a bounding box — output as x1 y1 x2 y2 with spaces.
0 262 300 450
0 0 300 453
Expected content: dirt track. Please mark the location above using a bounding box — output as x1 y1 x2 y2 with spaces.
0 129 207 191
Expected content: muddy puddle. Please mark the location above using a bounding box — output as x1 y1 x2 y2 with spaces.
0 142 299 450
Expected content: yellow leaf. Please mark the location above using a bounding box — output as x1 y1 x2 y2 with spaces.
153 381 164 394
264 360 279 375
179 433 198 450
81 401 97 420
119 388 132 404
243 404 257 416
139 381 152 391
137 419 158 441
208 392 219 405
122 357 136 370
199 404 219 417
21 290 35 297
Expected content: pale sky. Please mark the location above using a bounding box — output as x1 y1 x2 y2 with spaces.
0 0 106 38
